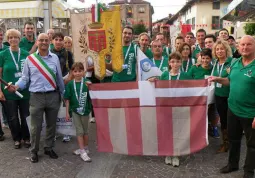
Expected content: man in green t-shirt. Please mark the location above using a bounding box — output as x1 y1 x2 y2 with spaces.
151 40 168 73
19 21 37 54
108 26 137 82
192 29 206 61
156 33 171 57
138 32 153 59
209 35 255 178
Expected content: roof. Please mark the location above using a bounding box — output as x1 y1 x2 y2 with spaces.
109 0 151 5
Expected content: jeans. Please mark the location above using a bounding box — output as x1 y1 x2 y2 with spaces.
227 109 255 173
6 99 30 141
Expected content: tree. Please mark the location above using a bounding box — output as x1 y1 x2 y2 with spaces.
243 23 255 36
133 23 147 35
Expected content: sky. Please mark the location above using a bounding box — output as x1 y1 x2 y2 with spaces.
67 0 187 22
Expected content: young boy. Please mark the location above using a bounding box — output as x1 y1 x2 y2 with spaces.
64 62 92 162
160 52 191 167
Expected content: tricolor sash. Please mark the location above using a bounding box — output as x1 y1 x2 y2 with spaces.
28 53 57 89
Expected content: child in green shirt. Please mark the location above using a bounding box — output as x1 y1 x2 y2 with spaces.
188 48 213 79
64 62 92 162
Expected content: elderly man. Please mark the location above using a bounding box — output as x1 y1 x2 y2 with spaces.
209 35 255 178
8 33 64 163
47 29 55 50
151 40 168 72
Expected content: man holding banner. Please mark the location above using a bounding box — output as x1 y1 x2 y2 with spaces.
8 33 65 163
108 26 138 82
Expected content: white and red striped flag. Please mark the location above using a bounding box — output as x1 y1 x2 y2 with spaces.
89 80 209 156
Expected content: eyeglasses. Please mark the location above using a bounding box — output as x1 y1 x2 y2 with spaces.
38 39 49 42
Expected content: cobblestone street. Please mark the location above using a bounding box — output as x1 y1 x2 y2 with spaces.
0 124 249 178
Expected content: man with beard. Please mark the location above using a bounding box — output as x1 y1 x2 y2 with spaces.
209 35 255 178
156 33 171 57
108 26 138 82
19 21 37 54
138 32 153 59
192 29 206 61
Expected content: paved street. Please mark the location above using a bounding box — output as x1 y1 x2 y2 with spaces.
0 124 249 178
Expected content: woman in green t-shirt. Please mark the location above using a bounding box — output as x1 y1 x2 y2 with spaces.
0 29 30 149
178 43 196 73
211 40 233 153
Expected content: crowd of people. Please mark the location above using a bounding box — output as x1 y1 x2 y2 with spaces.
0 21 254 178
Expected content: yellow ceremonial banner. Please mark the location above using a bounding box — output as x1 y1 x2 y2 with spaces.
99 5 123 75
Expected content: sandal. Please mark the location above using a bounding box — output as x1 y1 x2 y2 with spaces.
14 141 21 149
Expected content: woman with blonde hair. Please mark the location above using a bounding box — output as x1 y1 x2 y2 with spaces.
0 29 30 148
211 39 233 153
64 36 73 52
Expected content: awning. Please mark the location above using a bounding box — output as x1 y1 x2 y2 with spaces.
52 0 70 19
0 1 44 19
221 0 255 21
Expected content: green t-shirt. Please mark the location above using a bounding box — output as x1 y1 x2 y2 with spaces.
211 57 232 97
181 58 195 73
188 65 212 79
0 44 8 52
64 78 92 116
192 44 202 60
163 46 171 57
228 58 255 118
19 37 35 52
160 71 191 80
152 56 169 73
49 43 54 50
0 48 30 100
112 43 137 82
144 48 153 59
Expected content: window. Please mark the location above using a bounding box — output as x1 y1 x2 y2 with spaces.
126 6 133 18
213 1 220 9
212 16 221 30
138 6 145 13
186 19 191 24
192 17 195 30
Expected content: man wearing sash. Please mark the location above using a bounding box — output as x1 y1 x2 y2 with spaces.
9 33 64 163
110 26 138 82
151 40 169 73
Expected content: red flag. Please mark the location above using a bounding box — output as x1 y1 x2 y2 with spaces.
89 80 209 156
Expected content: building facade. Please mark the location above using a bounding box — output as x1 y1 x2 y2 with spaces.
167 0 232 44
109 0 154 36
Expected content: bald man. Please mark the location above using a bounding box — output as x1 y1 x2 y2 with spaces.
47 29 55 49
9 33 64 163
209 35 255 178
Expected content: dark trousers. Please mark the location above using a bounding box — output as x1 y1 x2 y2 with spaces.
0 101 6 136
29 92 60 153
215 96 228 130
6 99 30 141
227 109 255 173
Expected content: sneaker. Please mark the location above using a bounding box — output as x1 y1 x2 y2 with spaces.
2 123 9 129
172 157 180 167
165 156 172 165
80 152 91 162
62 135 71 142
89 117 95 123
73 149 81 155
212 127 220 139
85 148 90 154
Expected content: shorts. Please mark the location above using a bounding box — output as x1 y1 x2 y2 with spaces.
72 112 89 136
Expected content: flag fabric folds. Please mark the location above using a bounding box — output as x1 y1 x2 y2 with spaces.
89 80 209 156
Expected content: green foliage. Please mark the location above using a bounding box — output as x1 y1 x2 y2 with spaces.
243 23 255 36
133 23 147 35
